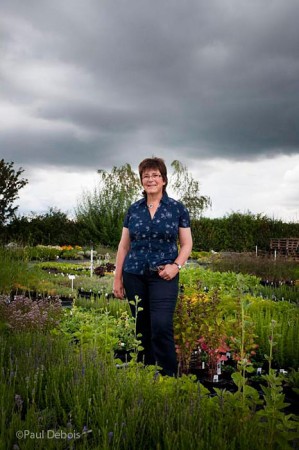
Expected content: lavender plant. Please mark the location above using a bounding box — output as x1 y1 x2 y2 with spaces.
1 331 298 450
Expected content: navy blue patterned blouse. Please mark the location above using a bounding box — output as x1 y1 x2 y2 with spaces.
123 192 191 274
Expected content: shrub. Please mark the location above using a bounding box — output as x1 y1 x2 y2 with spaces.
60 249 84 260
25 245 61 261
0 295 63 333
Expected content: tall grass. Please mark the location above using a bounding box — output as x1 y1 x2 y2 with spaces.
75 295 130 316
248 299 299 368
0 247 32 294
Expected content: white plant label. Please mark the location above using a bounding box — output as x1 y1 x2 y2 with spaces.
217 362 222 375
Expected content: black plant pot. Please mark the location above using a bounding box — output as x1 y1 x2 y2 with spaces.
59 296 74 308
199 378 237 393
114 349 132 363
283 387 299 415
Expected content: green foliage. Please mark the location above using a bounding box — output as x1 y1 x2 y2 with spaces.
255 284 299 305
191 211 299 252
257 371 298 449
179 267 299 369
175 272 259 376
76 163 141 247
170 160 211 219
0 159 28 225
0 248 93 297
75 296 129 316
36 261 91 275
1 208 88 246
1 256 299 448
1 331 298 449
190 250 212 260
180 265 261 294
211 253 299 281
230 297 257 382
59 306 134 356
285 369 299 389
0 249 299 450
248 300 299 368
25 245 61 261
0 247 42 295
59 249 84 260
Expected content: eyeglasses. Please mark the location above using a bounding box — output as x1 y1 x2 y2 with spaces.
142 174 162 181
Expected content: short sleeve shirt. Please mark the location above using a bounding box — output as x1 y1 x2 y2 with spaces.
123 192 190 274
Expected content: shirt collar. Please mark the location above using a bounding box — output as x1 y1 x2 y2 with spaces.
140 191 169 205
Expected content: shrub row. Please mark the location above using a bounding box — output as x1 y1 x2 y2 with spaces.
191 212 299 252
1 210 298 252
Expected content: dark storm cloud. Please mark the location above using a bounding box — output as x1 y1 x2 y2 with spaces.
1 0 299 169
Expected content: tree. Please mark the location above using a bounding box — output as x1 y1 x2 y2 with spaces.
76 164 141 247
169 160 211 219
0 159 28 225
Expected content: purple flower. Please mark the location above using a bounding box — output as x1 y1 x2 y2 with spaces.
14 394 23 409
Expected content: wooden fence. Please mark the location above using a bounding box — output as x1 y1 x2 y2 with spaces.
270 238 299 259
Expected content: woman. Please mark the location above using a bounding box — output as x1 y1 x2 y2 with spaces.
113 157 192 376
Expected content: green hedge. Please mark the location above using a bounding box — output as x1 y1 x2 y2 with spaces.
191 213 299 252
1 210 298 252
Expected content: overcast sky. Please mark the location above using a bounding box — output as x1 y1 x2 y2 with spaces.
1 0 299 222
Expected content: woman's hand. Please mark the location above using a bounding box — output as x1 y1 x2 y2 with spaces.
113 278 125 299
158 264 179 280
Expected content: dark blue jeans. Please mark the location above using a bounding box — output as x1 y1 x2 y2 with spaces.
123 269 179 377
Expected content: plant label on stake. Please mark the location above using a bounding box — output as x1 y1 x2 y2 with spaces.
90 242 94 278
213 375 219 383
68 275 75 291
217 362 222 375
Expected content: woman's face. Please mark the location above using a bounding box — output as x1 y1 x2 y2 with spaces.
141 169 166 196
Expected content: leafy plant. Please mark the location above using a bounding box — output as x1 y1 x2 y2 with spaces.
170 160 211 219
58 304 137 358
257 370 299 449
127 295 144 364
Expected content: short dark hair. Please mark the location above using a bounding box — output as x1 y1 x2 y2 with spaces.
138 157 168 194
